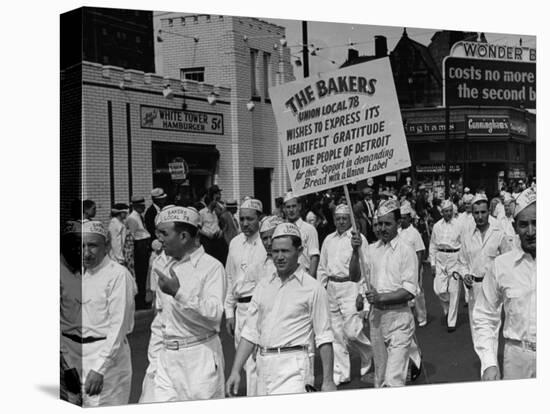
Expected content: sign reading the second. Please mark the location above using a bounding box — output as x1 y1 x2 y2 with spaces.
140 105 224 135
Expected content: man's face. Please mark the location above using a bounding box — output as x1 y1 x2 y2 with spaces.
516 203 536 255
464 201 472 214
120 212 128 221
134 203 145 214
156 222 187 259
240 208 260 238
378 212 398 244
400 213 412 228
82 233 107 269
85 204 97 219
504 201 515 217
214 191 222 203
283 199 301 222
156 197 167 208
442 207 453 222
272 236 302 276
260 228 276 256
363 190 373 200
334 213 351 234
472 202 489 229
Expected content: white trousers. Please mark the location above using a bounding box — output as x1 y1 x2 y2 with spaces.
503 341 536 379
256 349 310 395
327 281 372 384
433 252 461 327
153 335 225 402
139 313 163 403
61 336 132 407
369 306 415 387
235 302 258 396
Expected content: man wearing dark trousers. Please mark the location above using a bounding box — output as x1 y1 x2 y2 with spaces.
145 188 168 240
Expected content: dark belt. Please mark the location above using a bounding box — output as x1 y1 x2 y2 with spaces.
62 332 106 344
438 248 460 253
374 302 409 311
328 276 352 283
259 345 308 354
237 296 252 303
472 275 484 283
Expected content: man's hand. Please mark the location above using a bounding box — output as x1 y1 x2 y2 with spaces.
226 317 235 337
225 371 241 397
365 289 381 305
463 273 474 289
482 366 499 381
350 231 362 251
155 267 180 297
321 379 337 392
84 370 104 396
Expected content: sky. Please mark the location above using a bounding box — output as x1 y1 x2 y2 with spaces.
153 10 536 81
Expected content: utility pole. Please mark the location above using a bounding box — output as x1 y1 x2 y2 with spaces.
302 21 309 78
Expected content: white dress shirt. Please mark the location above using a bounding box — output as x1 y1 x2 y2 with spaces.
241 266 333 349
61 255 136 375
293 218 320 270
429 218 462 266
472 248 536 373
155 246 226 341
366 236 419 296
108 217 126 263
127 210 151 241
224 232 267 318
318 228 367 287
199 207 221 238
398 225 425 253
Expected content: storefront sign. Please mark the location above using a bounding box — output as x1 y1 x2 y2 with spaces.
466 116 510 136
416 164 461 174
168 158 189 181
140 105 224 135
268 58 410 197
404 121 460 135
443 57 536 109
450 41 536 63
510 120 528 136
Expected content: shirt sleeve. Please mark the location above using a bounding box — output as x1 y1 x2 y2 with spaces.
91 269 135 375
400 243 419 296
428 222 438 267
173 261 225 327
414 230 426 252
126 216 139 238
311 282 334 347
317 237 329 288
472 260 503 375
307 225 320 257
223 241 237 318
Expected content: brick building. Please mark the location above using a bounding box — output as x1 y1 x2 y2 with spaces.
60 12 294 225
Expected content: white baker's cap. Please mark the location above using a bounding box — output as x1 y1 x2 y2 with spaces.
260 215 284 233
272 222 301 240
82 220 108 239
514 188 536 217
472 193 488 205
377 199 400 218
283 191 297 204
151 187 167 199
400 201 413 216
462 193 474 203
241 198 263 213
156 206 200 228
502 192 514 204
441 200 453 211
334 204 351 215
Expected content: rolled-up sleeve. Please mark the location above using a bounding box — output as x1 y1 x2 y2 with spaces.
240 285 261 345
400 244 419 296
311 283 334 348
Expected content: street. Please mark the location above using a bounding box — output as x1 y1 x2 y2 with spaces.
127 262 501 402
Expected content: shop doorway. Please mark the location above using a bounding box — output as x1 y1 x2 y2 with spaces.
152 141 219 206
253 168 272 214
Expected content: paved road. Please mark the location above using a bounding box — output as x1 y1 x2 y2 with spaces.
127 263 502 402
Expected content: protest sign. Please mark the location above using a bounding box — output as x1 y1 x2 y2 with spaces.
269 57 411 197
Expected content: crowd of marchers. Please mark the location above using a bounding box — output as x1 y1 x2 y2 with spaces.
60 178 536 406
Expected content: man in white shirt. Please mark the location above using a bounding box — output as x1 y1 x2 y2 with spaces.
458 194 512 354
127 195 152 309
283 191 320 278
429 200 462 332
61 220 136 407
224 199 267 396
318 204 373 386
472 188 536 380
151 206 226 401
108 203 129 266
226 223 336 396
457 193 475 234
499 192 518 247
361 199 419 387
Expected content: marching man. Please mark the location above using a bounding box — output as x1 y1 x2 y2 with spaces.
359 199 419 387
318 204 373 385
224 199 267 396
429 200 463 332
472 188 536 380
152 206 226 401
226 223 336 396
60 220 136 407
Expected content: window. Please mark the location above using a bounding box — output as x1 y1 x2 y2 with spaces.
180 67 205 83
263 52 272 98
250 49 259 97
